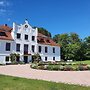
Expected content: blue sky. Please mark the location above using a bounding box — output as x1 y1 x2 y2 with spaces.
0 0 90 38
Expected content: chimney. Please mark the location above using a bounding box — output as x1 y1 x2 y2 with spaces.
4 24 7 26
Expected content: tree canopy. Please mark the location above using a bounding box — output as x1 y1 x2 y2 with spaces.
34 26 90 61
33 27 52 37
53 33 88 61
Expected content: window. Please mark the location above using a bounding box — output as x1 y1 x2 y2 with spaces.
16 44 20 52
0 32 7 36
38 46 41 53
53 57 55 60
5 56 9 61
32 45 35 52
6 43 10 51
16 56 20 62
45 47 48 53
45 57 47 61
32 36 35 41
17 33 21 39
46 39 50 43
24 44 28 54
53 47 55 53
25 34 28 40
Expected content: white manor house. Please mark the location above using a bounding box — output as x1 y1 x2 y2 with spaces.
0 20 60 64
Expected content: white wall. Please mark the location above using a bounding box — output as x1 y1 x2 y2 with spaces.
37 44 61 61
12 20 38 55
0 20 61 64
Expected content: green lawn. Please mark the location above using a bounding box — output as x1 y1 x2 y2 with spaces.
0 75 90 90
73 60 90 65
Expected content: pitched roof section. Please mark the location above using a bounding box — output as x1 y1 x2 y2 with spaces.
0 24 60 46
0 25 13 40
38 33 60 47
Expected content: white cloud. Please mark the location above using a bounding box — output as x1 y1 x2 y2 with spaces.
0 8 6 12
0 0 12 16
7 18 11 21
0 1 4 5
0 8 6 15
0 0 10 6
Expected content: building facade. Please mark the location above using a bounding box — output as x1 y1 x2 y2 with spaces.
0 20 61 64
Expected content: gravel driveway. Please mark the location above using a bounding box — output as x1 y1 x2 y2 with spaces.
0 64 90 86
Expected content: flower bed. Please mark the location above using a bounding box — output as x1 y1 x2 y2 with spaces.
30 62 90 71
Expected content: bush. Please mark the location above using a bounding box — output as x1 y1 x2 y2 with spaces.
52 65 60 71
59 66 64 71
10 53 20 63
37 65 45 70
76 65 88 71
47 65 54 70
64 65 74 71
18 61 25 64
87 65 90 70
32 53 41 63
44 65 48 70
11 61 18 65
30 63 38 69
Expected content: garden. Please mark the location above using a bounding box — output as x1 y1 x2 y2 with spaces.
30 61 90 71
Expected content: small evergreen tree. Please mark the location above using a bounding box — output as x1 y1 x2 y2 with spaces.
10 53 20 63
32 53 41 63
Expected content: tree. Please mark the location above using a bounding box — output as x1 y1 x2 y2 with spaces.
53 33 85 61
33 27 52 37
69 33 81 44
84 36 90 59
10 53 20 63
32 53 41 63
53 33 70 60
65 43 82 61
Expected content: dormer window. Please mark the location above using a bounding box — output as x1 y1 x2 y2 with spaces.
40 38 44 43
46 39 50 43
17 33 21 39
0 32 7 36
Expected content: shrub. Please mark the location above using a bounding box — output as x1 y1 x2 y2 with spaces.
10 53 20 63
77 65 88 71
64 65 74 71
30 63 38 69
37 65 45 70
87 65 90 70
47 65 54 70
32 53 41 63
11 61 18 65
18 61 25 64
59 66 64 71
44 65 48 70
52 65 60 71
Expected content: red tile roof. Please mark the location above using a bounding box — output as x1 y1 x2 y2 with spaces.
0 25 13 40
38 33 60 47
0 25 60 47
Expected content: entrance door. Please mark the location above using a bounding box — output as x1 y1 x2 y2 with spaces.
24 56 28 63
16 56 20 62
24 44 28 54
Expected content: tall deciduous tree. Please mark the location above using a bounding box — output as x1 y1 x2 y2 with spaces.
53 33 85 61
33 27 52 37
84 36 90 59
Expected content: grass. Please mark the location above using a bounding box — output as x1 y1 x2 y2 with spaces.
73 60 90 65
0 75 90 90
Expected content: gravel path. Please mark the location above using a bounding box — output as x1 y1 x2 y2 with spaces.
0 64 90 86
